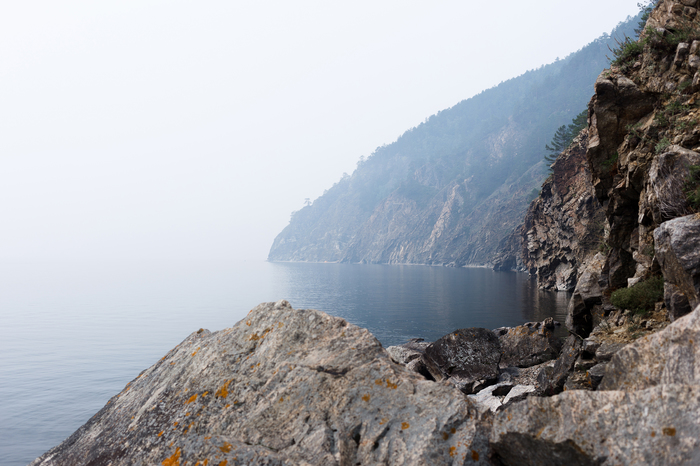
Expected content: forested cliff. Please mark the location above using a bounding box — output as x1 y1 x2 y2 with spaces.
268 16 640 265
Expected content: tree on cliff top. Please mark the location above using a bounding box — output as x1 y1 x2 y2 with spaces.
544 109 588 166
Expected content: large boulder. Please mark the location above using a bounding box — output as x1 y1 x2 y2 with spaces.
600 303 700 391
491 384 700 466
654 214 700 320
32 301 492 466
494 319 563 368
422 328 501 395
536 335 583 396
567 253 606 337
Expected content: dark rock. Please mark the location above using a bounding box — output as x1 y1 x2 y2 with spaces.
537 335 582 396
492 385 700 466
601 303 700 391
586 363 607 389
563 371 592 391
665 281 693 321
567 253 606 337
496 322 563 368
655 214 700 320
422 328 501 394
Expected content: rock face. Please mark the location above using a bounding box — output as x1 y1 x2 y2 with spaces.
32 301 491 466
654 214 700 319
422 328 501 394
521 130 607 291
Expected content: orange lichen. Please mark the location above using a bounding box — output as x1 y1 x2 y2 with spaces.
401 422 410 430
651 431 656 437
663 427 676 436
442 432 449 441
362 394 370 402
471 450 480 461
375 379 382 385
186 394 198 404
192 347 201 356
158 431 164 437
449 446 456 457
202 391 209 397
450 428 456 434
386 380 397 389
225 404 231 408
219 442 232 453
219 461 228 466
379 418 388 425
279 397 284 403
246 320 251 326
278 322 284 328
162 447 181 466
185 412 191 417
216 380 232 398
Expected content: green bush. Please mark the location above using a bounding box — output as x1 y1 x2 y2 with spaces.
610 276 664 315
684 164 700 211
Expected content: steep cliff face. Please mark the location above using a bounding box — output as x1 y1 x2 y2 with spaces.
269 18 640 266
520 130 607 291
524 0 700 334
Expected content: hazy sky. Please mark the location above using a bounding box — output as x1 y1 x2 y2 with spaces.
0 0 641 263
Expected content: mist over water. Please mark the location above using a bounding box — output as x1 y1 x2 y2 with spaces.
0 260 568 465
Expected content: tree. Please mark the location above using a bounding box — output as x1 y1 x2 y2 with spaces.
544 109 588 167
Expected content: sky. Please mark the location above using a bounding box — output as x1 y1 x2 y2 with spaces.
0 0 642 264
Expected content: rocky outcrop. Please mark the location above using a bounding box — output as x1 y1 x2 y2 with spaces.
521 130 607 291
32 301 492 466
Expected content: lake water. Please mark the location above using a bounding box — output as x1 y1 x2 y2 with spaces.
0 260 569 465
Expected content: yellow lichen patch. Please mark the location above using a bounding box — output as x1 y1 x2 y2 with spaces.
162 447 181 466
442 432 449 441
386 380 397 389
362 394 370 402
219 442 232 453
204 436 212 440
278 322 284 328
375 379 383 385
651 431 656 437
192 347 201 357
186 394 198 404
158 431 164 437
471 450 480 461
663 427 676 436
450 427 456 434
279 397 284 403
225 404 231 408
170 362 176 365
173 422 179 427
449 446 456 457
219 461 228 466
184 422 194 434
185 412 191 417
202 391 209 397
379 418 388 425
401 422 410 430
246 320 251 326
216 380 232 398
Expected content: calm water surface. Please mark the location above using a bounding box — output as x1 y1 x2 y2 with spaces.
0 260 569 465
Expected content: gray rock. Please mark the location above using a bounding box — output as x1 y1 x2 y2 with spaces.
567 253 606 336
31 301 491 466
386 338 429 364
501 385 536 407
601 303 700 391
665 281 692 321
468 382 514 414
595 341 627 362
496 322 564 368
422 327 501 394
586 363 607 389
537 335 582 396
492 384 700 466
655 214 700 319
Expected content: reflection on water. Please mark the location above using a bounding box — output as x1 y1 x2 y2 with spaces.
0 260 569 466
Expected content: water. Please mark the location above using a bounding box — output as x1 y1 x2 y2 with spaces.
0 260 569 465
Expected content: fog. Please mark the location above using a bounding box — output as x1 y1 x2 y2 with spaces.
0 0 640 263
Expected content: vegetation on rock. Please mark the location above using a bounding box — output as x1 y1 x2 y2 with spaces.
610 276 664 315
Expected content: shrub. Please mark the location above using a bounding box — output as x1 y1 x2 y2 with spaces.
684 164 700 211
609 37 644 66
610 276 664 315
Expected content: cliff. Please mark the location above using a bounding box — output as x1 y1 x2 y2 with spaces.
268 17 640 266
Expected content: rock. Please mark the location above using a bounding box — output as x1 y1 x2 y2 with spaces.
492 384 700 466
422 328 501 394
654 214 700 320
586 363 607 389
496 322 563 368
501 385 536 407
665 281 692 321
468 382 514 414
594 341 627 362
537 335 582 396
566 253 606 337
32 301 492 465
386 338 429 364
601 303 700 391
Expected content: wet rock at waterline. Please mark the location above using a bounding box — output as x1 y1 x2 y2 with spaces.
31 301 491 466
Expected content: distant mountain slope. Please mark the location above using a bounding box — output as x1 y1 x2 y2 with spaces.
269 14 640 265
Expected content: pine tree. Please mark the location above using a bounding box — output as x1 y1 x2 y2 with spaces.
543 109 588 168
